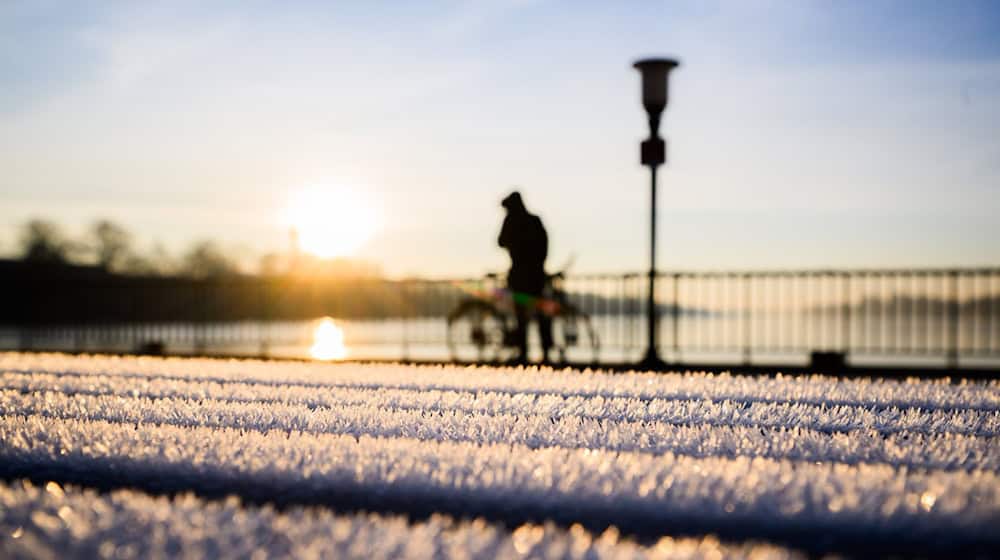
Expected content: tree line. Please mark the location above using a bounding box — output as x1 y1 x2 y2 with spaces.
13 218 382 279
16 218 240 278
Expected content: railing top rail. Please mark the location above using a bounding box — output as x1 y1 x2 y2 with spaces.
380 268 1000 284
652 268 1000 278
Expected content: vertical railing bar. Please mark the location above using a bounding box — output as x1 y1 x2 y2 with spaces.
657 271 665 356
619 274 625 356
842 272 851 356
621 275 628 355
777 274 785 353
976 271 984 355
817 272 824 354
720 273 727 354
975 271 984 355
743 273 752 365
870 272 878 355
907 272 916 355
813 272 821 352
990 271 997 356
938 272 946 355
924 271 933 356
911 272 919 356
858 273 866 355
811 275 819 353
721 274 729 353
715 273 722 353
733 274 739 358
692 273 699 355
898 272 906 355
785 274 794 354
822 272 830 352
728 273 736 353
639 273 645 356
767 273 773 354
992 271 999 356
802 272 816 352
979 271 985 356
785 272 791 354
634 273 641 355
917 271 933 356
777 272 784 354
706 274 713 354
925 272 933 355
831 272 838 352
701 274 715 352
703 275 710 354
891 271 899 355
690 274 698 353
896 270 903 355
624 275 631 354
803 272 812 354
787 274 794 354
621 274 626 355
681 273 698 352
891 272 898 354
672 273 680 360
628 274 636 354
734 273 741 354
877 272 885 355
716 273 730 353
597 276 604 354
401 280 410 361
795 273 802 354
768 273 776 354
594 274 600 352
931 270 939 356
948 270 959 368
867 272 875 355
704 274 712 354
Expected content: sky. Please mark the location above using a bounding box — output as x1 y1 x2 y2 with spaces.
2 1 999 278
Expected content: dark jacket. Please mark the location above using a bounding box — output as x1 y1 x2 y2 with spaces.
498 209 547 294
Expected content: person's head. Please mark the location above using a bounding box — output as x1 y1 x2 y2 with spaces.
501 191 525 213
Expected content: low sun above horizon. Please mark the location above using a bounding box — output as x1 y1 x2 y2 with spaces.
283 186 379 259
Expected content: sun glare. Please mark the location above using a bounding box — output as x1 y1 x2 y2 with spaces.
284 186 378 258
309 317 348 360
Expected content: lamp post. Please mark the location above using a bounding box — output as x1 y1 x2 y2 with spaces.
634 57 679 370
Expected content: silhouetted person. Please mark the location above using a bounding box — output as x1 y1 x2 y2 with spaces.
498 191 553 363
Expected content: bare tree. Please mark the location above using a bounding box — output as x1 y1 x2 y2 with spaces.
90 220 133 272
181 240 239 278
19 219 71 263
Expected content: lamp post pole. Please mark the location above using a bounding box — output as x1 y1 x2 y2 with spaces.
633 57 679 370
646 161 659 368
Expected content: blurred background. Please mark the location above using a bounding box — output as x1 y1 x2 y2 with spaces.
2 1 998 370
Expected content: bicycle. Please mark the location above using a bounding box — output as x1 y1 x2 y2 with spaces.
446 271 599 364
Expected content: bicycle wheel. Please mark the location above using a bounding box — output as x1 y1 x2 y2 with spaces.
446 299 507 362
551 304 600 364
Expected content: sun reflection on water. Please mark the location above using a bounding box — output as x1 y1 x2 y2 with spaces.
309 317 348 360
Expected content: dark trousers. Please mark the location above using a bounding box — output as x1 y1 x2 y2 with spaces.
513 298 554 362
509 267 551 362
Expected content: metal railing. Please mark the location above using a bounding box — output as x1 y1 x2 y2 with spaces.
4 268 998 368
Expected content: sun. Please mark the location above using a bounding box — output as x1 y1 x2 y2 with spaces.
283 186 378 258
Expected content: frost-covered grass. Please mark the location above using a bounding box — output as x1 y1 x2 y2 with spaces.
3 406 999 548
3 387 997 471
5 371 998 437
0 480 801 560
4 353 998 411
1 352 999 557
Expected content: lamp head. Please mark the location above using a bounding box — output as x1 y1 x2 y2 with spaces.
633 57 679 136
